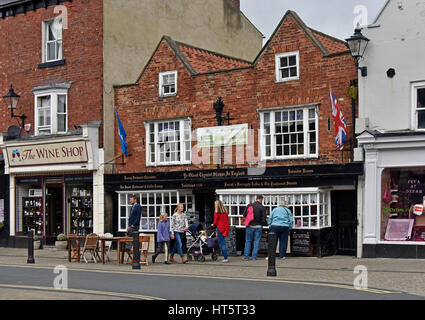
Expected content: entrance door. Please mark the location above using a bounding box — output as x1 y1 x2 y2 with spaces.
46 184 63 244
332 190 357 256
194 191 216 224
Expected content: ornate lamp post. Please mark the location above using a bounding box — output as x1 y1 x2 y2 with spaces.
3 85 27 129
346 28 370 77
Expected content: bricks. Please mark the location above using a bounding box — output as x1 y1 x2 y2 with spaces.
114 13 357 174
0 0 104 147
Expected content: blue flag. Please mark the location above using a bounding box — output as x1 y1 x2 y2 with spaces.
115 108 129 157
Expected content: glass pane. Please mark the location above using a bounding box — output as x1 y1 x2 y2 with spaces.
47 42 56 61
281 69 289 78
58 95 66 113
58 115 66 132
418 111 425 129
418 88 425 108
289 55 297 66
280 57 288 67
290 67 297 77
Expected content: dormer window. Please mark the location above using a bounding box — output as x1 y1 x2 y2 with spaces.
275 51 300 82
159 71 177 97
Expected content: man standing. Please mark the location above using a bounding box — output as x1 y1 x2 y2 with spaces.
127 194 142 234
243 195 267 260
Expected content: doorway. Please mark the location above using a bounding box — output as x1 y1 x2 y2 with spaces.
46 184 63 244
332 190 357 256
194 190 216 225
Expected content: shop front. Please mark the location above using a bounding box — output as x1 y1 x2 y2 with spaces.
0 123 103 247
359 131 425 258
105 163 363 257
0 155 9 247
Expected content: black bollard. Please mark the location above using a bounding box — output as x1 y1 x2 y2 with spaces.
132 231 141 270
267 232 277 277
27 231 35 264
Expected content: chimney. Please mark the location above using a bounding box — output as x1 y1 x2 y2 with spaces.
229 0 240 10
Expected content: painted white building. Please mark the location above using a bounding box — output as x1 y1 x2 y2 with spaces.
356 0 425 258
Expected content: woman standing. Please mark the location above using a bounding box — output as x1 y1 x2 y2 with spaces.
170 204 188 264
211 200 231 263
268 200 293 259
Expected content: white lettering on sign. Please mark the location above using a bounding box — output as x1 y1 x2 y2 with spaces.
6 141 88 167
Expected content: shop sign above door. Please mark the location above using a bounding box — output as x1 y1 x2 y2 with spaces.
5 140 88 167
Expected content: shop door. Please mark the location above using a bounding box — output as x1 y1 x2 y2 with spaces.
194 191 216 224
46 184 64 243
332 190 357 256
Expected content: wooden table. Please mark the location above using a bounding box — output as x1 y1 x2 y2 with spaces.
67 236 128 264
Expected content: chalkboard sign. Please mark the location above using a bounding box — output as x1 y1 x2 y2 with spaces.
291 230 313 256
224 226 237 256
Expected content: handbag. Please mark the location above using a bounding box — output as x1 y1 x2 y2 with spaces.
244 204 254 227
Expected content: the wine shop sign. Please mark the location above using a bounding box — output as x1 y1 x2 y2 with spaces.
5 140 89 167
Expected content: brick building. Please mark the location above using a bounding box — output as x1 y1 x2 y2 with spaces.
110 11 363 257
0 0 262 247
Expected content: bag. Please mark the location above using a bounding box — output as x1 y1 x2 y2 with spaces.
244 205 254 227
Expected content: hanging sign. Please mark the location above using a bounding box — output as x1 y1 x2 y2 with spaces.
197 124 248 148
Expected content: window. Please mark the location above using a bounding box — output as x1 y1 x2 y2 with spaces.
275 51 299 82
413 82 425 130
260 106 318 160
43 18 63 63
159 71 177 96
34 90 68 135
145 118 191 166
118 191 195 232
217 189 331 229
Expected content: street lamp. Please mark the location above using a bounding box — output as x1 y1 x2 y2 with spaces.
3 84 27 129
346 28 370 77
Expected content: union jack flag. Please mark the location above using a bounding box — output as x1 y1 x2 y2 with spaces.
330 89 347 151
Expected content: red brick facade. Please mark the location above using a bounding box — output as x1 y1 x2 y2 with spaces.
114 11 357 174
0 0 104 146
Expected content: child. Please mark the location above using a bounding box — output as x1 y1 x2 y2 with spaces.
152 212 171 264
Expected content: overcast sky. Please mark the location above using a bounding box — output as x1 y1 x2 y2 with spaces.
241 0 387 41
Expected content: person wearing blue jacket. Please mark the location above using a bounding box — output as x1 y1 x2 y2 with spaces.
152 213 171 264
268 200 293 259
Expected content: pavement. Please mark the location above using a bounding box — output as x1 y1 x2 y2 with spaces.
1 247 425 299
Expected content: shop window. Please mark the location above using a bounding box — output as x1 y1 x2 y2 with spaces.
381 168 425 242
118 190 195 232
260 107 318 160
16 180 43 236
413 82 425 130
217 189 330 229
145 118 191 166
275 51 299 82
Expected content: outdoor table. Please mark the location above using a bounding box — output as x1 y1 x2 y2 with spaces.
67 236 128 264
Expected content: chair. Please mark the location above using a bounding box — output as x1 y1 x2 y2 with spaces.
123 236 150 265
102 233 114 262
81 233 101 263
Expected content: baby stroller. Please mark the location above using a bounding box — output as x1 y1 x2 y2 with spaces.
186 222 219 262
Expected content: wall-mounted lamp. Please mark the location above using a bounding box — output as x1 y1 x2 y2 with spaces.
346 28 370 77
213 97 234 126
3 84 27 129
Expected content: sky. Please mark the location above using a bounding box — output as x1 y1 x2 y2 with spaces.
241 0 387 41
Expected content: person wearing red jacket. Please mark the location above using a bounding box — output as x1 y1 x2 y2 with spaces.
211 200 230 263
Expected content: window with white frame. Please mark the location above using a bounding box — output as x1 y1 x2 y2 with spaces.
217 189 331 229
275 51 299 82
260 106 318 160
159 71 177 97
34 90 68 135
43 18 63 63
145 118 191 166
413 82 425 130
118 191 195 232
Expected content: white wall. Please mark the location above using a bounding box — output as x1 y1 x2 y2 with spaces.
358 0 425 131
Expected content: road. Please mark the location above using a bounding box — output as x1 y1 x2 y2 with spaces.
0 264 422 301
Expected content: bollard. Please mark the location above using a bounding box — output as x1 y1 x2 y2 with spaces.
27 231 35 264
132 231 141 270
267 232 277 277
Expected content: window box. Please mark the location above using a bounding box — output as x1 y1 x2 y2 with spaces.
38 59 66 69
